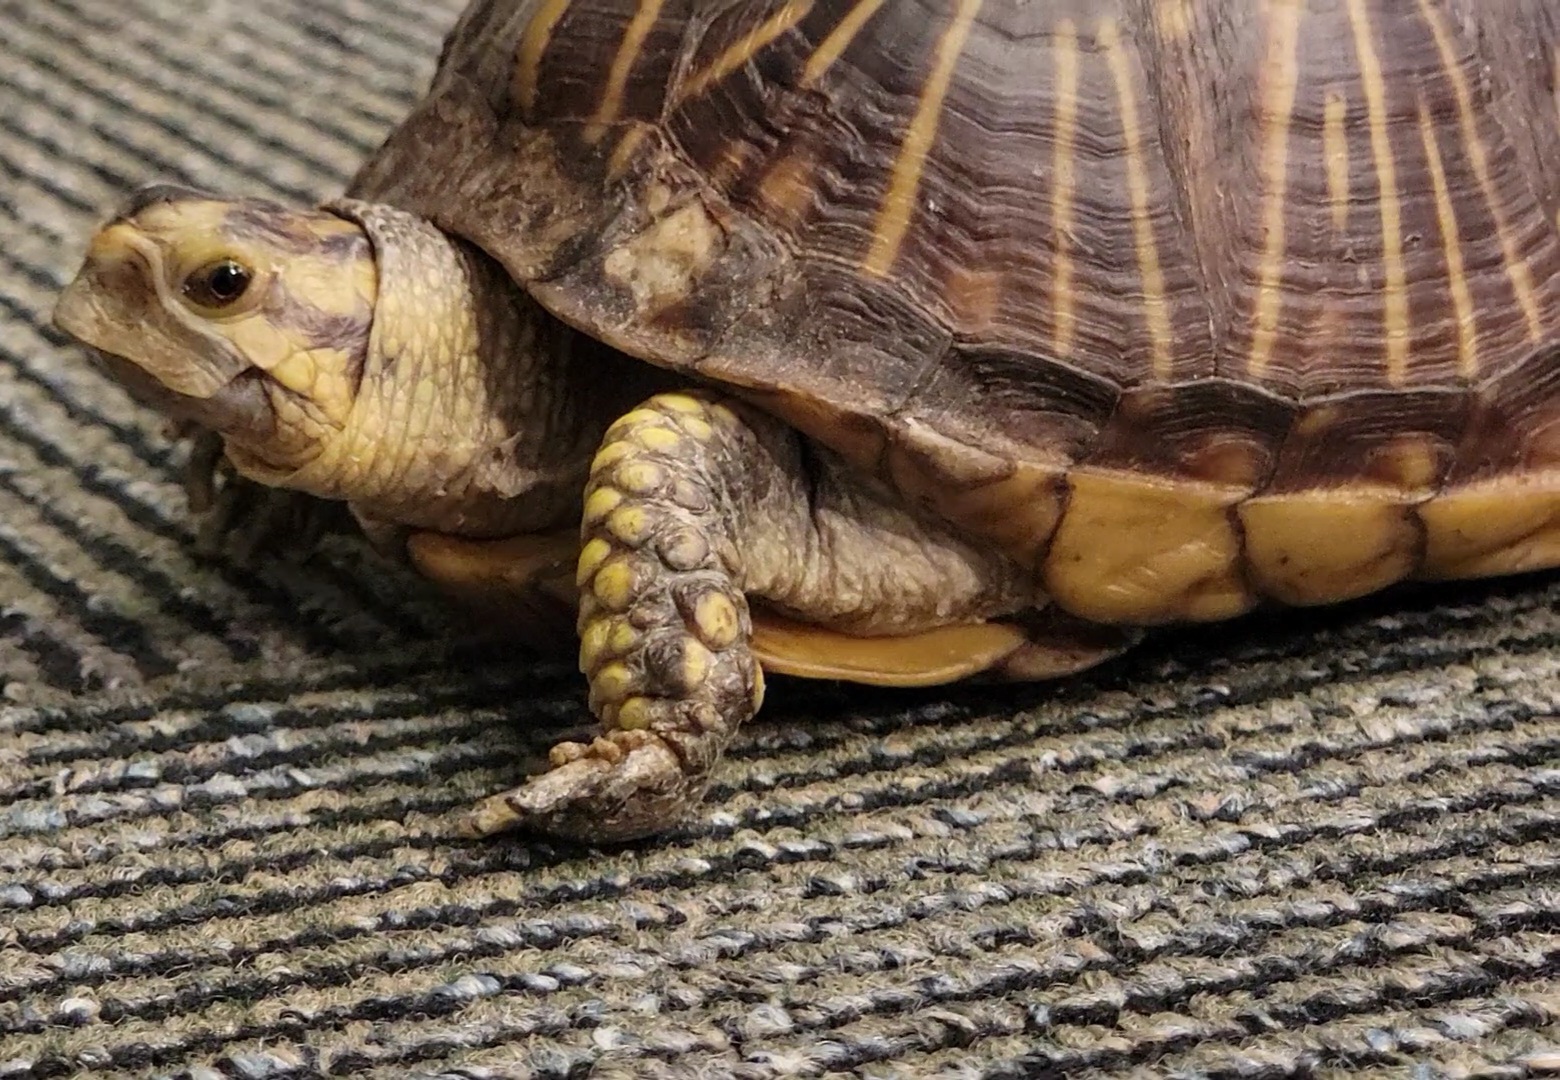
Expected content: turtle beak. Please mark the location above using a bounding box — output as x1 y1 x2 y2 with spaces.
54 221 248 400
53 236 124 348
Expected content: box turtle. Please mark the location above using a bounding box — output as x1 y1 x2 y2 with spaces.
52 0 1560 841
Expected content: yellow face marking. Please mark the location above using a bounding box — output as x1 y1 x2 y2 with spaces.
1417 97 1478 379
1099 17 1173 380
801 0 886 85
1323 91 1351 232
1050 19 1080 358
863 0 983 277
585 0 667 144
1246 1 1303 379
514 0 574 114
674 1 815 107
1417 0 1543 343
1347 0 1409 386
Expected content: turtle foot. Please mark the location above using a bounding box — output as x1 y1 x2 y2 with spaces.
459 729 708 843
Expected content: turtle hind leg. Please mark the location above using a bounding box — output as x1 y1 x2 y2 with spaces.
462 390 1040 844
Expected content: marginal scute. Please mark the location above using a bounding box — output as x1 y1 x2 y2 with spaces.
1044 468 1253 625
882 419 1065 567
1240 494 1421 606
1418 477 1560 579
1367 434 1449 493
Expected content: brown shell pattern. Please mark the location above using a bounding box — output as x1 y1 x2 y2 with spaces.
348 0 1560 625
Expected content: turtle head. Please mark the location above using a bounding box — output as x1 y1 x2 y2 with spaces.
53 184 378 477
54 184 619 540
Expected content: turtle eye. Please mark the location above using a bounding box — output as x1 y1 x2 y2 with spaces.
182 259 253 310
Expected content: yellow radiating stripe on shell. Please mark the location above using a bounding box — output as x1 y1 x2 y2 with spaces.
674 0 815 106
1050 19 1080 358
1417 0 1543 344
801 0 886 85
514 0 574 114
1099 17 1172 380
864 0 983 277
1246 0 1303 379
1417 95 1479 379
1347 0 1410 386
585 0 668 144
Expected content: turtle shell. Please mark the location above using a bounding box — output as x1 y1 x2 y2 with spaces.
347 0 1560 627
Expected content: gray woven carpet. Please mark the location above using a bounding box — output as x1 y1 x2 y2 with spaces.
3 2 1560 1077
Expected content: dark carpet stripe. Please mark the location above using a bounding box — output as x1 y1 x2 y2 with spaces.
7 703 1552 957
19 2 381 180
55 0 409 150
0 38 336 206
0 388 375 657
0 609 94 697
0 523 177 681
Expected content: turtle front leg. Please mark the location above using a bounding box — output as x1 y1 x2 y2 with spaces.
463 390 1040 843
464 392 767 842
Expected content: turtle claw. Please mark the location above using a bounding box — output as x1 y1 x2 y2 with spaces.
459 730 707 843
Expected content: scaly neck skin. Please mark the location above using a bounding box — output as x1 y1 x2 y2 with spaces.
231 200 665 540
